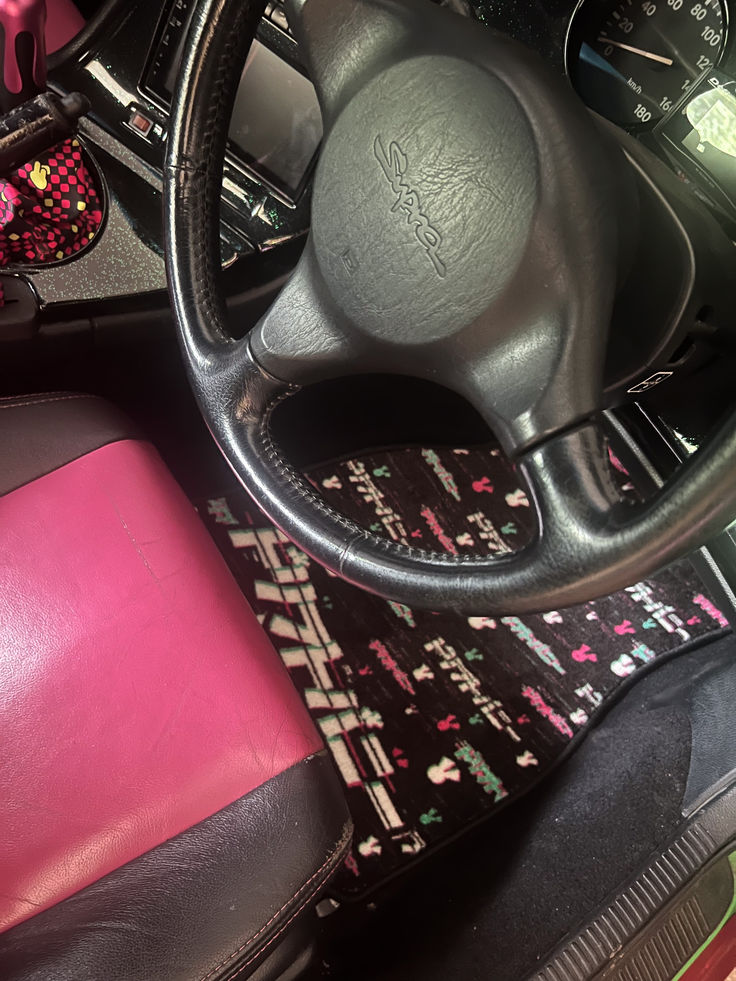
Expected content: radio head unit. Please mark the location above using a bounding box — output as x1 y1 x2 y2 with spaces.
144 0 322 203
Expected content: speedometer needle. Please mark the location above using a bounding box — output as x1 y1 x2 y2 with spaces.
597 36 674 65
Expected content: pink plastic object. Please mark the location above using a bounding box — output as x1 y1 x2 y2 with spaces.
0 0 46 109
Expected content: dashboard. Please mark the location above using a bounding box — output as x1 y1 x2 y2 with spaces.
39 0 319 305
145 8 321 204
32 0 734 309
475 0 736 229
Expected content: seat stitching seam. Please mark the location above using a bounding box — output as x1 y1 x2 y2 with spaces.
198 823 351 981
225 862 339 981
0 394 98 410
215 825 351 981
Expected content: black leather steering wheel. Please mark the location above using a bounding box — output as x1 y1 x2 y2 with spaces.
164 0 736 614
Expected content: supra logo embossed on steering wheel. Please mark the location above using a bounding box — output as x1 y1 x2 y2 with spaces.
309 55 538 344
373 134 446 279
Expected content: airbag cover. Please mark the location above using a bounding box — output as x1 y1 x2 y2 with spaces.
312 56 538 343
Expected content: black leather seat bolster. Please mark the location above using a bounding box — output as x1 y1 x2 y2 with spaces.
0 753 352 981
0 393 139 497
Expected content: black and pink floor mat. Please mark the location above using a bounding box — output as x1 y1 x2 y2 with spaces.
197 444 730 900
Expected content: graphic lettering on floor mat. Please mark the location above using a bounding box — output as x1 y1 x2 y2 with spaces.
200 444 729 898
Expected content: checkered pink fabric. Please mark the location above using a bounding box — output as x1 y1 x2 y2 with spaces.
0 137 103 270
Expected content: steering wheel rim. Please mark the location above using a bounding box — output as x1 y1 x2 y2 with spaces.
164 0 736 615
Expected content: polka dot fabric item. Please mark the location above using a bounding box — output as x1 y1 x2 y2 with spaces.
0 137 102 267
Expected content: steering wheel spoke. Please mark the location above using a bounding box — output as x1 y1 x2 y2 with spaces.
249 238 359 384
435 275 609 458
516 412 736 609
284 0 425 128
522 419 625 537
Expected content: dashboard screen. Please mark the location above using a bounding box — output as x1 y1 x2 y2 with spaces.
227 42 323 199
153 23 322 200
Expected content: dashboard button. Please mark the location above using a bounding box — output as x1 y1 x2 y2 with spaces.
270 6 290 33
128 108 153 138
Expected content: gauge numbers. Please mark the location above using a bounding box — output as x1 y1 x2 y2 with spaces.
568 0 727 127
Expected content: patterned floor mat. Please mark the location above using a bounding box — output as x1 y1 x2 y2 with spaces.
197 444 731 900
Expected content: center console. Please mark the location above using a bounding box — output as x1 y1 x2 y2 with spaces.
33 0 319 306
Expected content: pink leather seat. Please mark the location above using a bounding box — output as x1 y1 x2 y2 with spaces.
0 393 351 981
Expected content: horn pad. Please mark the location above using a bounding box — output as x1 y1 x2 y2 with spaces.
311 56 539 344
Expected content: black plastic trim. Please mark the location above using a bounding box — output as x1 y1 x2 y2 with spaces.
530 782 736 980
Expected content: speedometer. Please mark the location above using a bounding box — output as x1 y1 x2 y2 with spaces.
566 0 728 127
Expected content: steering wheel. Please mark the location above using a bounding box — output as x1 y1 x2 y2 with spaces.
164 0 736 614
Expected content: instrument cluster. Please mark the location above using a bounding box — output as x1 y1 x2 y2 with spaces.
565 0 728 128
